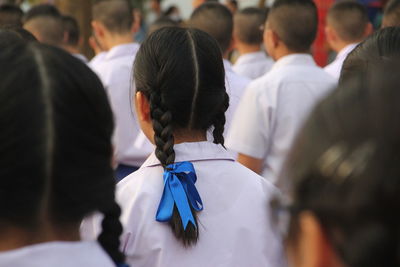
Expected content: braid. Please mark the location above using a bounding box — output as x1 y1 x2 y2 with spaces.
149 90 199 246
97 201 125 265
212 91 229 147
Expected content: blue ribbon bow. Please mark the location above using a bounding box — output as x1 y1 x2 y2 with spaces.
156 161 203 230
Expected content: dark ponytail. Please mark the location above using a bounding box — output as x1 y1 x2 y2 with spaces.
134 27 227 246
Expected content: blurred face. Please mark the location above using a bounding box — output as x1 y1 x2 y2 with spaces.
192 0 205 9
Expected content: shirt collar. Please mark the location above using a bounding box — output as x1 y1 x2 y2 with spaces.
223 58 234 73
141 141 235 168
105 43 140 61
271 53 316 71
337 43 358 60
235 51 268 65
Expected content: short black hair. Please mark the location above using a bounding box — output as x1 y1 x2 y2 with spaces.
23 4 61 23
92 0 133 34
268 0 318 52
327 1 369 42
234 7 268 45
383 0 400 27
0 4 23 27
62 15 80 47
189 2 233 53
24 16 64 46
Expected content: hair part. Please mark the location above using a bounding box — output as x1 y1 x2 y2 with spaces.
327 1 369 43
268 0 318 52
189 2 233 53
92 0 133 34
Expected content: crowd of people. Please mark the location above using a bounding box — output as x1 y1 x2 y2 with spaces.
0 0 399 266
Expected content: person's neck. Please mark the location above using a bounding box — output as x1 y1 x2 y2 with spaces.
63 45 80 55
173 130 207 144
236 42 261 56
333 41 358 53
273 46 309 61
0 223 80 252
104 33 134 51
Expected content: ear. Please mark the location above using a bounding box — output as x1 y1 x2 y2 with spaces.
325 26 337 48
131 10 140 34
135 91 151 123
227 37 236 54
289 212 341 267
91 21 105 38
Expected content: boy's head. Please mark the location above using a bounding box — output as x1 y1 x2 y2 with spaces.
189 2 233 56
0 4 23 27
62 15 80 51
264 0 317 60
233 7 267 49
383 0 400 27
91 0 134 50
326 1 370 52
23 5 63 46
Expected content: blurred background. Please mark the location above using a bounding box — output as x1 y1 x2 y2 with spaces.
0 0 387 65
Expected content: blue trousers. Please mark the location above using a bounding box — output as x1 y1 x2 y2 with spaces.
115 164 139 182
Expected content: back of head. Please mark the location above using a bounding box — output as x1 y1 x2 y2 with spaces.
268 0 318 52
92 0 133 34
0 4 23 27
134 27 228 246
234 7 267 45
189 2 233 53
327 1 369 43
148 16 180 36
23 4 63 46
62 15 80 47
23 4 60 23
0 43 125 264
383 0 400 27
340 27 400 83
283 65 400 267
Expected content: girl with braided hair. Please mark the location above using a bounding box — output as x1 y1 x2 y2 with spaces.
87 27 284 267
0 43 127 267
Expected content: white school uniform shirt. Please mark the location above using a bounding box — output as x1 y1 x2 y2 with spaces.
233 51 274 80
224 59 251 135
90 43 153 167
226 54 336 184
82 141 285 267
0 241 115 267
324 43 358 80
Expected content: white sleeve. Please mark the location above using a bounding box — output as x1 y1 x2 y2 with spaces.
226 82 272 159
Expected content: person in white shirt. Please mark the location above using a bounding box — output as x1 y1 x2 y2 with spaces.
61 15 88 63
233 7 274 80
90 0 152 180
226 0 336 184
83 27 284 267
189 2 251 134
324 1 372 80
0 42 126 267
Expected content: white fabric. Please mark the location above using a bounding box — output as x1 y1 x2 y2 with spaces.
0 241 114 267
83 141 285 267
324 43 358 80
90 43 153 167
233 51 274 80
226 54 336 183
224 59 251 135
